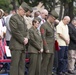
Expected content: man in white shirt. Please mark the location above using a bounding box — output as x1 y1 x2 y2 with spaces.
56 16 70 75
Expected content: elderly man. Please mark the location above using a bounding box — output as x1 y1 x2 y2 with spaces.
9 2 31 75
38 9 48 30
56 16 70 75
40 10 59 75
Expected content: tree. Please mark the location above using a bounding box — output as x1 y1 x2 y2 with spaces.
0 0 10 11
11 0 16 10
18 0 24 4
17 0 75 20
63 0 74 20
59 0 64 20
17 0 57 11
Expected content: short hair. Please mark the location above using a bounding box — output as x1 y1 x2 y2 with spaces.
32 17 41 25
40 9 48 15
63 16 70 21
72 17 76 23
32 19 37 25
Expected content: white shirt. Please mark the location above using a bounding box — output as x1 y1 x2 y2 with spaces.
56 21 69 46
0 19 4 38
38 15 46 30
5 14 13 41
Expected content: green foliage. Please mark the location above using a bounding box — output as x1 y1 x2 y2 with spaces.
66 0 72 2
0 0 10 11
60 0 73 3
17 0 55 11
17 0 41 7
74 7 76 15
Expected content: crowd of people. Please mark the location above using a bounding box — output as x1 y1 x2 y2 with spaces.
0 2 76 75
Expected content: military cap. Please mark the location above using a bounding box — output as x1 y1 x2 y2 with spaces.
50 10 59 19
20 2 32 12
29 7 33 12
34 17 41 23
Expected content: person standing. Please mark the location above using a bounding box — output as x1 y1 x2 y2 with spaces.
38 9 48 30
68 18 76 74
24 7 33 29
9 2 31 75
34 11 40 18
53 19 60 74
40 10 59 75
5 10 16 46
56 16 70 75
28 17 43 75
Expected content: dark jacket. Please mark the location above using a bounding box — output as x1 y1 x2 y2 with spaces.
68 23 76 50
9 14 29 50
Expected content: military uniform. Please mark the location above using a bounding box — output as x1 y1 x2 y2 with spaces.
40 21 55 75
28 26 43 75
9 13 28 75
40 10 59 75
9 2 31 75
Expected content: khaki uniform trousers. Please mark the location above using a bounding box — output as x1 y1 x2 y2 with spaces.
28 53 42 75
40 53 54 75
10 50 26 75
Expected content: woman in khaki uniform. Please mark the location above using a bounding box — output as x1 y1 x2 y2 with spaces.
28 17 43 75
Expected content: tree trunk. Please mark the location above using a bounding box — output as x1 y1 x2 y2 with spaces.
64 3 69 16
68 1 73 21
52 0 55 9
12 0 16 11
18 0 24 5
59 1 63 20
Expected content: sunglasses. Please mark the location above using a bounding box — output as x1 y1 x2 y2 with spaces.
45 15 48 16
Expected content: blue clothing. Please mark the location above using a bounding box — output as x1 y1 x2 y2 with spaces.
57 46 68 73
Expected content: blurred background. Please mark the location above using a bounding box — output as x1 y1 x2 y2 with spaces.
0 0 76 21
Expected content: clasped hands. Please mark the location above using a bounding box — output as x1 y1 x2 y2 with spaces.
39 49 43 53
24 38 28 45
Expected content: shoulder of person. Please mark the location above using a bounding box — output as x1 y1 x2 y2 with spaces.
41 22 47 27
29 26 34 32
68 23 72 27
41 22 49 29
10 14 18 22
56 22 62 28
10 14 17 19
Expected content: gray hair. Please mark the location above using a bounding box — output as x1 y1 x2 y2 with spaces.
72 18 76 24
